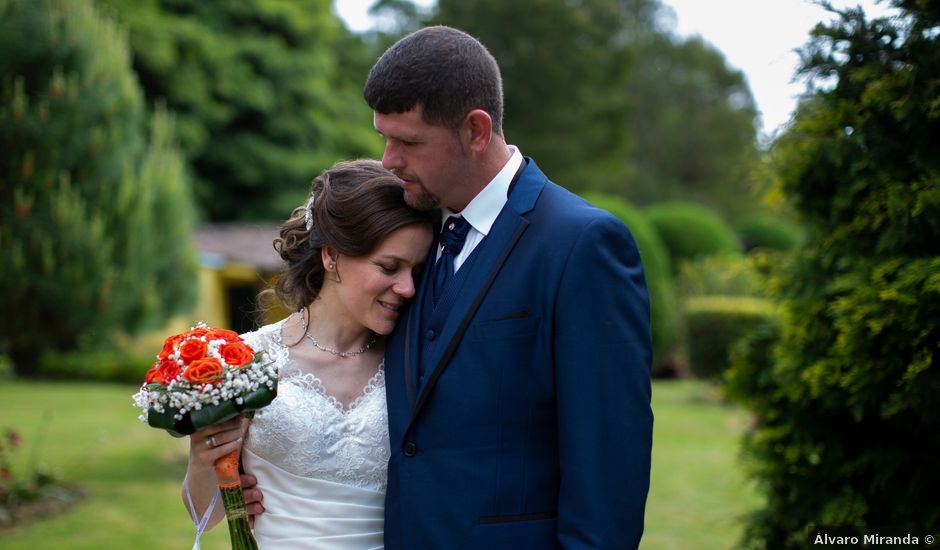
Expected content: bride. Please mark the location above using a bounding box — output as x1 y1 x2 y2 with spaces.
181 159 433 549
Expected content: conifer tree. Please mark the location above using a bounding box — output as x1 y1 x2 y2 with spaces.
0 0 197 375
725 2 940 545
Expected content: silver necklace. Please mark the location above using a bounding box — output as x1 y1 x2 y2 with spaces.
299 308 376 358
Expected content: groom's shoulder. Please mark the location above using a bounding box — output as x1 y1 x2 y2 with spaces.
517 157 622 230
536 179 619 228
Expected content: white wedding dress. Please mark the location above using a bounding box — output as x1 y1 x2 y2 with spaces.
240 320 389 549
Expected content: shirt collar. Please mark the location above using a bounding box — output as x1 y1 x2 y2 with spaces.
441 145 523 236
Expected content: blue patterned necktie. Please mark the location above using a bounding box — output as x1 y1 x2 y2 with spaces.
432 216 471 304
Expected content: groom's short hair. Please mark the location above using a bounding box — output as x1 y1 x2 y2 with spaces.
364 25 504 135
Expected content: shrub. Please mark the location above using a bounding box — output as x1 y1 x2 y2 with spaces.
36 349 153 385
736 213 803 252
725 315 782 398
645 202 741 271
582 193 680 376
683 296 777 380
725 4 940 546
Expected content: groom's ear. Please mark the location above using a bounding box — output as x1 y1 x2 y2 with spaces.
461 109 493 154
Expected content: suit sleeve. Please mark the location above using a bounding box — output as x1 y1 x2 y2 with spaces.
553 213 653 549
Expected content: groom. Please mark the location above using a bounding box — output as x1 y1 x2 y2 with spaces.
365 26 653 549
244 25 653 548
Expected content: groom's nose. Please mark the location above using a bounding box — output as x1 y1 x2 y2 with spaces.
382 141 403 171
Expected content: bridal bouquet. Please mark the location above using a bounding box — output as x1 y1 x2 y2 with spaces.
133 323 278 550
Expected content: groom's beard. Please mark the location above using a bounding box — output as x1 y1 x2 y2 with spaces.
400 178 440 212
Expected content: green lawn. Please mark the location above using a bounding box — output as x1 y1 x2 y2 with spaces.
642 381 763 549
0 379 760 549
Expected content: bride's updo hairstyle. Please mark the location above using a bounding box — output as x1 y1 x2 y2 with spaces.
271 159 433 312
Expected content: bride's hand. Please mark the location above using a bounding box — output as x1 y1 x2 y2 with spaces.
188 416 246 470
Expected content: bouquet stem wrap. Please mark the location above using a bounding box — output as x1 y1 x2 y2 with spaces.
215 450 257 550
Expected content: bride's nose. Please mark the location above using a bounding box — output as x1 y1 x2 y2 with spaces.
392 272 416 299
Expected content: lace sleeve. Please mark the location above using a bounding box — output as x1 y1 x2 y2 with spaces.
241 320 291 373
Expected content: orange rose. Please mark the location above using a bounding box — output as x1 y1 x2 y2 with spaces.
145 359 181 385
220 342 255 367
182 327 209 338
183 357 224 385
145 366 162 384
178 338 208 364
157 333 184 360
207 328 240 343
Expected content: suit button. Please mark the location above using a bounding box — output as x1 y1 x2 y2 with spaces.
425 329 436 341
403 441 417 457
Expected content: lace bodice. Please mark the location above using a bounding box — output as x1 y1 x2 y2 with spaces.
242 321 390 492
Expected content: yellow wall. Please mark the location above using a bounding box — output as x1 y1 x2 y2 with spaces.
127 263 286 356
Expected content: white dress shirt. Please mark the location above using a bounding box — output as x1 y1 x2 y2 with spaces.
438 146 523 271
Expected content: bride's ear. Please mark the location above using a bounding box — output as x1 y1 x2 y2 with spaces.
320 247 338 273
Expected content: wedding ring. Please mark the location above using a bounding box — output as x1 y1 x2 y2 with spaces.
206 435 217 448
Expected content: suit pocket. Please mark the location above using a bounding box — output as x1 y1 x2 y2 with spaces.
467 315 539 341
479 511 557 524
476 513 557 548
496 308 530 321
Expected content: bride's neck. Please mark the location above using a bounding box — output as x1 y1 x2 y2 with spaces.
303 300 372 351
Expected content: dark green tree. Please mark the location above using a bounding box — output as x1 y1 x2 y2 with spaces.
0 0 198 376
626 34 761 220
383 0 762 220
430 0 656 192
95 0 383 220
724 2 940 546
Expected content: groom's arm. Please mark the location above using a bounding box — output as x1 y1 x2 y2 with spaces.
553 214 653 549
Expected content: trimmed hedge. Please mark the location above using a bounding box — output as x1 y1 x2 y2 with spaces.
736 213 803 252
581 193 679 376
645 202 741 271
684 296 778 380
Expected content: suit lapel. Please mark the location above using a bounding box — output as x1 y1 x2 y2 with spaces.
405 158 546 428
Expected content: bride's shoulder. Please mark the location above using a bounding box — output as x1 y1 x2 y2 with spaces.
240 318 290 351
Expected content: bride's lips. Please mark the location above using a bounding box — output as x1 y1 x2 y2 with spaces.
379 300 403 316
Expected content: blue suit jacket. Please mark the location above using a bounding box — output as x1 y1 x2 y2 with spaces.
384 158 653 549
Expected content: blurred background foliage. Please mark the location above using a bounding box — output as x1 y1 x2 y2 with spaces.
1 0 937 547
412 0 764 221
2 0 778 373
94 0 384 221
91 0 767 224
0 0 197 377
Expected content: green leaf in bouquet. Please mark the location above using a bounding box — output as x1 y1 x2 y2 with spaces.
190 400 241 432
146 407 188 437
241 384 277 410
